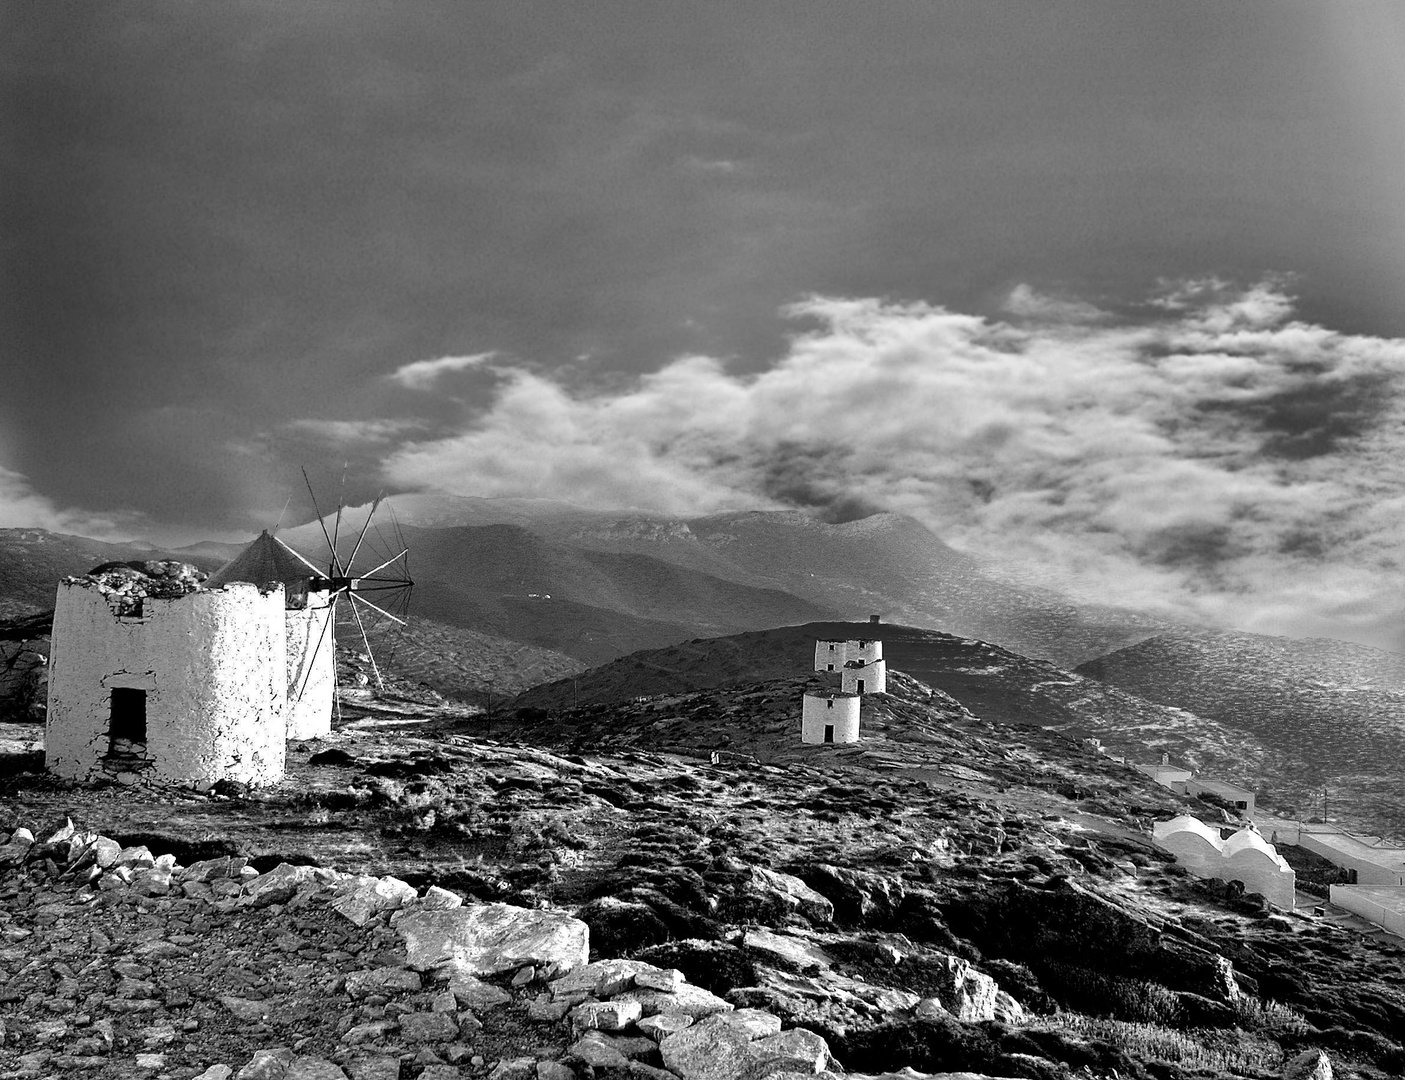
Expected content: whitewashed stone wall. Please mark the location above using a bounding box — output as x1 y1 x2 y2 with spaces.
1153 815 1295 909
46 581 286 786
814 640 846 672
841 658 886 695
801 693 860 744
845 639 882 665
285 597 335 740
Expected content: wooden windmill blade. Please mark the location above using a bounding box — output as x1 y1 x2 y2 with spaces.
292 473 414 701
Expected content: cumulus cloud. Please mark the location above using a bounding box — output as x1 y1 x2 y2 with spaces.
0 466 138 539
386 352 494 391
379 282 1405 643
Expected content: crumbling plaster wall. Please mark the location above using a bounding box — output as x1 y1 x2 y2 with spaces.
801 693 860 744
46 581 286 786
845 639 883 665
841 658 887 695
814 640 845 672
285 598 335 740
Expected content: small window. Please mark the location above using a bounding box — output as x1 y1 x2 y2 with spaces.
826 699 834 709
1235 801 1248 810
826 664 834 671
108 688 147 755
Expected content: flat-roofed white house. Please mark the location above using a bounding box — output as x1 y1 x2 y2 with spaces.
1186 778 1256 818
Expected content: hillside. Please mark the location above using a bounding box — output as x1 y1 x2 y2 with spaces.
287 500 1175 668
510 621 1286 794
2 671 1402 1078
0 529 232 620
1077 631 1405 835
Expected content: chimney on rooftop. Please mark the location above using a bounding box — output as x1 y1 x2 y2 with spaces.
869 614 880 624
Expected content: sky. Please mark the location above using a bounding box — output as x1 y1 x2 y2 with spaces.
5 2 1405 647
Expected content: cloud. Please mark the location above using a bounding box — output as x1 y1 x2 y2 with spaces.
0 467 140 540
379 282 1405 644
386 353 495 391
284 418 427 444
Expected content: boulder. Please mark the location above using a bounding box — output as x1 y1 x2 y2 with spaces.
795 864 906 926
395 903 590 977
1284 1049 1332 1080
614 983 735 1019
331 875 418 926
742 928 834 972
736 867 834 925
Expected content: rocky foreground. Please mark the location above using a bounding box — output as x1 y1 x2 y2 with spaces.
2 671 1403 1079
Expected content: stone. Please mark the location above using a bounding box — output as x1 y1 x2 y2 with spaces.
742 929 834 971
487 1057 537 1080
182 856 246 883
285 1059 349 1080
0 828 34 867
90 836 122 869
332 875 419 927
397 1011 460 1042
417 886 464 911
343 1056 401 1080
633 967 685 993
568 1031 631 1069
715 1008 782 1039
135 1052 167 1069
447 973 513 1011
537 1063 576 1080
550 958 666 1000
395 903 590 977
235 1048 295 1079
922 954 1003 1023
740 867 834 924
221 996 273 1022
572 999 643 1032
528 994 573 1023
240 863 325 908
344 968 422 998
430 989 459 1013
1284 1049 1333 1080
341 1020 399 1045
192 1068 235 1080
748 1028 831 1075
637 1012 695 1042
615 983 734 1019
659 1015 755 1080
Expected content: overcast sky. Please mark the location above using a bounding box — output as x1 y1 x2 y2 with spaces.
5 3 1405 646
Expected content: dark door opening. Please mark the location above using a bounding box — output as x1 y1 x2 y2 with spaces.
108 688 147 756
856 679 866 694
823 724 834 743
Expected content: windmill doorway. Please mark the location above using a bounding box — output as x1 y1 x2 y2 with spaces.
824 724 835 743
107 687 147 758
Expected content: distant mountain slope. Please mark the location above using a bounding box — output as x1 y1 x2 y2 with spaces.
305 499 1176 668
0 528 230 619
1076 631 1405 807
276 520 839 665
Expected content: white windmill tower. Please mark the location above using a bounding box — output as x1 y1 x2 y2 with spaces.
205 472 413 738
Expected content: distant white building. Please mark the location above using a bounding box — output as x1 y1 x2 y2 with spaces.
814 639 846 672
801 693 861 745
814 637 884 676
1153 814 1295 909
1186 778 1255 819
841 657 886 695
1134 754 1193 791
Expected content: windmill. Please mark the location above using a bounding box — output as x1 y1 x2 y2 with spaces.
204 470 413 738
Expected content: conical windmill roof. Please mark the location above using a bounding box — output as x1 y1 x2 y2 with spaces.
205 531 320 590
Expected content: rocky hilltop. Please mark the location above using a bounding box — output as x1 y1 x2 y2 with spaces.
2 670 1402 1078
